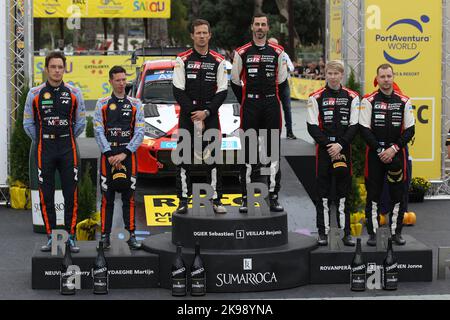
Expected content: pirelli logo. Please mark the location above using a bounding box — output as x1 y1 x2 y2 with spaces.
144 194 246 226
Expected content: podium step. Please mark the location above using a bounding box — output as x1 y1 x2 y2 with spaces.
143 232 318 293
172 207 288 250
32 241 159 289
310 235 432 284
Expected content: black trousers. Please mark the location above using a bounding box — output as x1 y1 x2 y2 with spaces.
100 152 137 234
36 136 79 235
365 148 407 236
240 96 282 196
314 146 351 236
175 114 223 201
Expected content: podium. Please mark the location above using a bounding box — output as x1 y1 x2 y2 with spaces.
310 234 433 284
32 241 159 289
143 207 318 293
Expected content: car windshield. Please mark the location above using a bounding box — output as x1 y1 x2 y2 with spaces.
143 80 176 104
142 68 238 104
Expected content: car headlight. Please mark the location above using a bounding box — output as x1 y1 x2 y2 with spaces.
145 122 166 139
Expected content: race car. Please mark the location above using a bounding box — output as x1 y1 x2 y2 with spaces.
131 57 241 176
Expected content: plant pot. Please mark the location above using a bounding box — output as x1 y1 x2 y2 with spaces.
408 191 425 203
9 186 31 209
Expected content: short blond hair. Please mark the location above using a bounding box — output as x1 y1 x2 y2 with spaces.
325 60 344 73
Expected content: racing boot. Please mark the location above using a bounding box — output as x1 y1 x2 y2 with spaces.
213 199 227 214
392 233 406 246
176 198 188 214
317 233 328 246
97 233 111 251
367 234 377 247
342 233 356 247
269 193 284 212
69 234 80 253
127 232 142 250
41 235 53 252
239 196 248 213
287 130 297 140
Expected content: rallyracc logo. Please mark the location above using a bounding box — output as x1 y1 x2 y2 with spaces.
375 15 431 65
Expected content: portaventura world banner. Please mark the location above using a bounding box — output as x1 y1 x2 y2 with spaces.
33 0 171 18
364 0 442 179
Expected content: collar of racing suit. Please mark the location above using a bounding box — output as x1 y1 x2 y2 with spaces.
251 40 268 50
325 83 342 94
377 88 395 99
111 92 127 103
46 80 65 92
192 47 210 59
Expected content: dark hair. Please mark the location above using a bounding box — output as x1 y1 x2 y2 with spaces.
377 63 394 74
252 13 269 25
109 65 127 79
45 51 66 68
190 19 211 34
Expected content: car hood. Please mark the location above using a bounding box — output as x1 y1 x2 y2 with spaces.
144 103 240 136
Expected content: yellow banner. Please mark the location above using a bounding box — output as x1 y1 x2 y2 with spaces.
144 194 245 227
289 78 326 100
33 55 165 100
329 0 342 61
33 0 171 18
364 0 442 179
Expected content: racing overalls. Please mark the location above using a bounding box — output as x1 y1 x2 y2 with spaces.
172 48 228 202
359 89 415 236
231 41 288 197
23 81 86 235
306 85 360 236
94 94 145 234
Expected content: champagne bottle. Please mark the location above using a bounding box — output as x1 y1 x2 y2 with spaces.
60 240 76 295
190 242 206 296
93 241 109 294
172 243 187 296
382 237 398 290
350 238 366 291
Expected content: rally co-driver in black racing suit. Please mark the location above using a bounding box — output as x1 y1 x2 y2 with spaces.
231 13 288 213
359 64 415 246
94 66 145 250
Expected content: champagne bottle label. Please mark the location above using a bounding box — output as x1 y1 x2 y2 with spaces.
60 273 76 295
93 275 109 294
350 274 366 290
172 277 187 296
93 267 108 276
350 265 366 291
191 278 206 296
382 264 398 290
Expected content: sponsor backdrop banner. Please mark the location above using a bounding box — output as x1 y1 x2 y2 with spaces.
289 78 325 101
33 55 162 100
364 0 442 179
0 2 8 186
35 56 316 102
328 0 342 61
33 0 171 18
